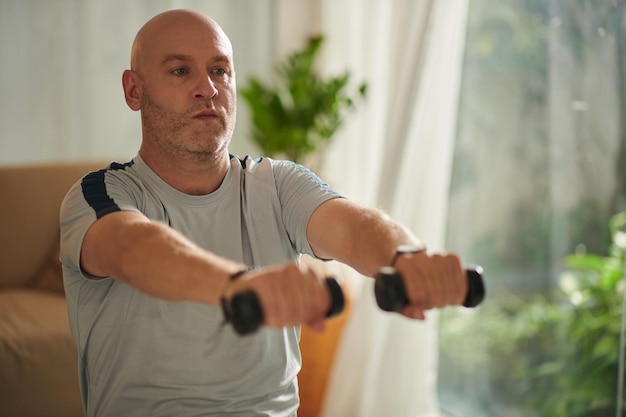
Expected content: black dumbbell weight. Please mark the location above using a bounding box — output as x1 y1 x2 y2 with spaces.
224 277 345 335
374 266 485 312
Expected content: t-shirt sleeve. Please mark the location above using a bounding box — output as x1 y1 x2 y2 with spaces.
59 166 142 279
271 160 343 257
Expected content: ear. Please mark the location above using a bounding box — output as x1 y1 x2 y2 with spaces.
122 70 141 111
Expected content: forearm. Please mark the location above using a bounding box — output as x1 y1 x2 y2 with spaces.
81 212 244 305
308 199 422 277
343 208 420 277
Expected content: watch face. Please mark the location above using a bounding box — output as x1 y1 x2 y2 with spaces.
397 244 426 254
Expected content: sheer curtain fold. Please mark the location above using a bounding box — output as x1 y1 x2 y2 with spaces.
317 1 469 416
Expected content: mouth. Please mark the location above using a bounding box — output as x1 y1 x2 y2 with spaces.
192 109 219 121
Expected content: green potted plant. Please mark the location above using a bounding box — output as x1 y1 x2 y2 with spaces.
240 35 367 164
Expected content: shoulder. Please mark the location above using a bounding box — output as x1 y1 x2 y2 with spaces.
59 159 147 222
80 160 136 190
229 155 342 205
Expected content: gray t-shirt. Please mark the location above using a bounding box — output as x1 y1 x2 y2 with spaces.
60 154 341 417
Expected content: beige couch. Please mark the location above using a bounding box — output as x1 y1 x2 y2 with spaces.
0 161 348 417
0 161 103 417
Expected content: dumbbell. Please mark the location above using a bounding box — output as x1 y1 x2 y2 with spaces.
374 266 485 312
223 277 345 335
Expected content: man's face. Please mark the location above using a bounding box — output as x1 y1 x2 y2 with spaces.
130 14 237 161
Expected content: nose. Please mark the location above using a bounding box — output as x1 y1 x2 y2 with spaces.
195 75 218 100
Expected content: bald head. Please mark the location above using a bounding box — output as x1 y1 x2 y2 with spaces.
130 9 234 73
121 9 238 173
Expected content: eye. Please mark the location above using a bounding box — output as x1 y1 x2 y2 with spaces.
172 67 188 76
211 68 227 76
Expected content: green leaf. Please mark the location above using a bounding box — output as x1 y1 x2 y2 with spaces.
564 253 607 272
239 34 367 162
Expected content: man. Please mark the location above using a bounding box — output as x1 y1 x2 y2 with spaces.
60 9 467 417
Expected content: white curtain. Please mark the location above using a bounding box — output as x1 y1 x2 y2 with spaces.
314 1 469 416
0 0 273 165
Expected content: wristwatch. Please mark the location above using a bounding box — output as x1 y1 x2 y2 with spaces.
391 244 427 266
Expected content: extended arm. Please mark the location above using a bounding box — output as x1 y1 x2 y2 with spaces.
80 210 331 329
80 210 245 305
307 198 467 319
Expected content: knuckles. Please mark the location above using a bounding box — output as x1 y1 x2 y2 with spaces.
397 251 465 311
252 262 329 327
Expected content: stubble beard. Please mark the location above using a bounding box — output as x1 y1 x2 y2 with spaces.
140 90 235 163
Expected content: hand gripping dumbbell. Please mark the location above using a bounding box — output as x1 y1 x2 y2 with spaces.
374 265 485 312
223 278 345 335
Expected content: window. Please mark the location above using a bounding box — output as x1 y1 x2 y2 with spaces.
439 1 626 416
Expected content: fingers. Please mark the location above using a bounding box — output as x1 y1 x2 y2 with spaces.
447 253 468 305
306 317 327 333
401 304 426 320
395 250 465 317
231 262 332 329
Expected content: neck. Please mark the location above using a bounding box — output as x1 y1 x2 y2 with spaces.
139 145 230 195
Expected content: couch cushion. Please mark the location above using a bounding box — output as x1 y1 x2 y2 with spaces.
0 289 83 417
0 161 104 289
31 240 65 293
